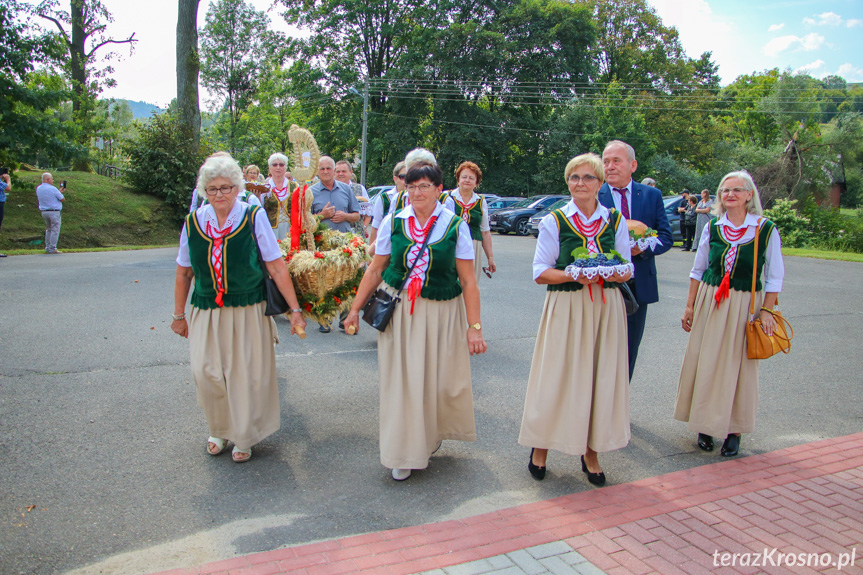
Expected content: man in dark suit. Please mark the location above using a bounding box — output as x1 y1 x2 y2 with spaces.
599 140 672 380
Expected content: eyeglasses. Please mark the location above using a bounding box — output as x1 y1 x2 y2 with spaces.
271 163 285 167
406 183 436 193
204 185 236 196
397 173 406 180
719 187 747 195
568 174 600 184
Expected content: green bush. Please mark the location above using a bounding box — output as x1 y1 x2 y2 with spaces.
763 199 813 248
799 198 863 253
122 113 208 222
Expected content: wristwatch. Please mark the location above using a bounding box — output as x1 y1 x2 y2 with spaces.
469 323 482 330
289 308 302 314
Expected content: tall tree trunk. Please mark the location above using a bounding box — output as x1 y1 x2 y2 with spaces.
177 0 201 152
70 0 90 170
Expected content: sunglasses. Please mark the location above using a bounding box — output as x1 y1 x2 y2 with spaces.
482 267 493 279
397 174 406 180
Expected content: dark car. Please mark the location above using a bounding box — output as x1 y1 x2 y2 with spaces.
486 196 522 213
489 194 568 236
528 198 570 237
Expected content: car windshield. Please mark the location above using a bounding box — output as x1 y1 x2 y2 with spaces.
509 198 533 208
546 199 568 212
663 197 681 211
529 197 555 208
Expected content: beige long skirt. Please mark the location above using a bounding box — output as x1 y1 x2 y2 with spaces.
472 239 483 284
377 284 476 470
189 301 280 450
674 284 761 437
518 287 630 456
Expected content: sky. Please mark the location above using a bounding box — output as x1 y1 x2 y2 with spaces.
21 0 863 108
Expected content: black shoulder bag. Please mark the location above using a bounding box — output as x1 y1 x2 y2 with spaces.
250 208 290 316
362 217 438 332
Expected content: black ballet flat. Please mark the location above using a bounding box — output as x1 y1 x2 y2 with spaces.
528 448 546 481
697 433 714 452
721 434 740 457
581 455 606 486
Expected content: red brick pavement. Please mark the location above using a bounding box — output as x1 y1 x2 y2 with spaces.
151 432 863 575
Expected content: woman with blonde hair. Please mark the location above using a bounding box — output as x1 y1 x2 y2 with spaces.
675 171 785 457
519 153 632 485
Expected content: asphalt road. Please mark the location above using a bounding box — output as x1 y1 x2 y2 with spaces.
0 238 860 575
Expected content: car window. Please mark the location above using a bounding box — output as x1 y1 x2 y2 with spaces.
510 198 533 208
529 197 553 209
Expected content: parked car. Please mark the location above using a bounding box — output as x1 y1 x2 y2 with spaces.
486 196 522 213
489 194 568 236
367 185 393 205
528 198 570 237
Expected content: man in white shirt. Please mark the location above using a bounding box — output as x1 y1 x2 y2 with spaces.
36 172 66 254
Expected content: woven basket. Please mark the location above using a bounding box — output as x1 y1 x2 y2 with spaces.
291 261 362 300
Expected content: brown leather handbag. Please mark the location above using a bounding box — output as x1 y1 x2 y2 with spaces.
746 218 793 359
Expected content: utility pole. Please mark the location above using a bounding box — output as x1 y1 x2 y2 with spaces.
360 78 369 188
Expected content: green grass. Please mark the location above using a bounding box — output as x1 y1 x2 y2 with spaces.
0 170 180 251
782 247 863 262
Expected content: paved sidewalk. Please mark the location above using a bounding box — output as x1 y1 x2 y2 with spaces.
152 432 863 575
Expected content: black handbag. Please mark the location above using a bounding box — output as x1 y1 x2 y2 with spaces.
251 215 290 317
619 280 640 316
362 218 438 332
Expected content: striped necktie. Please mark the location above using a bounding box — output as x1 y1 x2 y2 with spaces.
613 188 630 219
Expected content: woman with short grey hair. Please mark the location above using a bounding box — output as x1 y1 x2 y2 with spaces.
172 154 306 463
262 153 295 240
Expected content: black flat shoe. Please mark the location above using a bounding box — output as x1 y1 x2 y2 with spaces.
697 433 714 452
581 455 606 486
721 434 740 457
528 448 546 481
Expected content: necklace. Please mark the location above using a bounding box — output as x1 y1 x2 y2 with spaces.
572 214 602 237
722 224 748 242
408 214 437 241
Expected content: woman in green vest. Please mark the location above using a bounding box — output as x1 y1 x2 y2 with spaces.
518 153 633 486
343 161 487 482
675 172 785 457
448 161 496 284
171 154 306 463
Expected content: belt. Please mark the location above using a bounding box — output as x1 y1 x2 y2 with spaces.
41 209 61 212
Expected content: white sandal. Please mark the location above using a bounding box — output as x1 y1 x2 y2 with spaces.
232 446 252 463
207 437 229 456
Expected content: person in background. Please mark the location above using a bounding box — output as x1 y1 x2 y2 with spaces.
368 161 407 256
334 160 370 237
519 153 632 486
261 153 295 240
36 172 65 254
343 161 486 482
675 172 784 458
0 169 10 257
172 154 306 463
681 195 698 251
446 161 496 284
598 140 673 381
695 189 714 241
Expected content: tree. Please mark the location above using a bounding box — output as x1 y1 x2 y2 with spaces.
37 0 137 170
0 0 77 168
177 0 201 152
200 0 280 154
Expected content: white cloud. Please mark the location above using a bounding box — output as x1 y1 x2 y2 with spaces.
837 63 863 81
768 23 785 32
763 33 825 57
847 19 863 28
803 12 842 27
794 60 826 75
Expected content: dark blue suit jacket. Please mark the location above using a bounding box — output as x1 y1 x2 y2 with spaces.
599 182 672 304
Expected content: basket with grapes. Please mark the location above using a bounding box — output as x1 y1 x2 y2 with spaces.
564 247 634 282
628 220 662 252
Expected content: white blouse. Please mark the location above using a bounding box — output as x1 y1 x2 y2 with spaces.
532 200 632 280
448 190 491 232
176 201 283 267
689 212 784 293
376 202 474 285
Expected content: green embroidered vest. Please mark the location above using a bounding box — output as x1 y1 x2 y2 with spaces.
186 206 266 309
547 208 623 292
701 219 775 293
449 191 484 241
381 214 463 301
